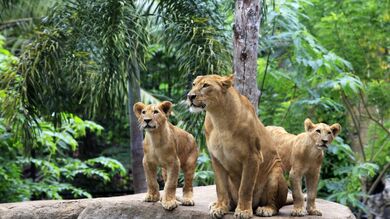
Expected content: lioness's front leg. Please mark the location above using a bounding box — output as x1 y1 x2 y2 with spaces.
209 155 230 219
143 158 160 202
306 169 322 216
235 155 260 219
290 168 307 217
161 158 180 210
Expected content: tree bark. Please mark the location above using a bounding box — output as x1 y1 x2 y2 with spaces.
128 61 147 193
233 0 261 112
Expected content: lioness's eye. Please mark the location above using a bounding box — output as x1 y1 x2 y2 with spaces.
316 129 321 133
153 110 159 114
203 83 209 88
141 110 146 114
192 82 195 86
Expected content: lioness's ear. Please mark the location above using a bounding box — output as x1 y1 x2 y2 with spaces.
304 118 315 132
221 75 234 90
330 123 341 136
159 101 173 116
133 102 145 118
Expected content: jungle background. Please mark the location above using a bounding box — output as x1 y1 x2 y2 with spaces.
0 0 389 218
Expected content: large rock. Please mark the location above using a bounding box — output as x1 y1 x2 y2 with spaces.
0 185 355 219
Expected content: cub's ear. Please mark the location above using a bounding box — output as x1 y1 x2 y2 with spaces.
159 101 173 116
330 123 341 136
221 75 234 90
304 118 315 132
133 102 145 118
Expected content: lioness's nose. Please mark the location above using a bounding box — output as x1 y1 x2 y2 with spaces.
322 139 328 144
144 119 152 123
187 94 196 101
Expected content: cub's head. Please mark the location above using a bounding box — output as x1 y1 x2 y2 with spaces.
187 74 234 113
304 118 341 150
133 101 172 131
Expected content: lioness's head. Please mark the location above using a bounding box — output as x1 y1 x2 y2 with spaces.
133 101 172 131
304 118 341 150
187 74 234 113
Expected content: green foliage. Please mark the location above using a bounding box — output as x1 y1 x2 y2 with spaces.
258 0 351 131
321 137 379 211
366 81 390 119
16 0 148 119
0 111 126 202
302 0 389 80
193 150 214 186
0 38 126 202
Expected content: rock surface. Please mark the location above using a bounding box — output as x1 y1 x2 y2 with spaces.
0 185 355 219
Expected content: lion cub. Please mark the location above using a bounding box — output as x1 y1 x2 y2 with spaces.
266 119 341 216
133 101 198 210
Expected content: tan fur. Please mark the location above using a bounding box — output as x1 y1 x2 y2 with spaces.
133 101 199 210
187 75 288 218
266 119 341 216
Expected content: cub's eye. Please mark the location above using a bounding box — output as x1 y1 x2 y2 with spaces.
328 131 331 134
153 110 159 114
141 110 146 114
316 129 321 133
202 83 210 88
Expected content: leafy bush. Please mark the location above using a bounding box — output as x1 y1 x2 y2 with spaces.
0 37 126 202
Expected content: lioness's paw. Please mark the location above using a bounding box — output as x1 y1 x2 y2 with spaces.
234 208 253 219
144 193 160 202
161 199 178 211
209 202 229 219
181 198 195 206
307 208 322 216
208 202 217 210
291 207 307 217
255 206 277 217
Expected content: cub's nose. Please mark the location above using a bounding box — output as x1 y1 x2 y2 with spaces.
144 119 152 123
322 139 328 144
187 94 196 101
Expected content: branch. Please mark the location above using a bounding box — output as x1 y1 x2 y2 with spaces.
367 162 390 195
371 137 390 162
282 84 297 124
340 90 366 161
359 91 390 138
258 0 276 105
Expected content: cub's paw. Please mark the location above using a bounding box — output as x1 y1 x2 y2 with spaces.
255 206 277 217
209 202 229 219
234 208 253 219
161 199 178 211
181 198 195 206
291 207 307 217
307 208 322 216
143 193 160 202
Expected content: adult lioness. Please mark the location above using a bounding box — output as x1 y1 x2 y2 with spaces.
133 101 198 210
187 75 287 218
266 119 341 216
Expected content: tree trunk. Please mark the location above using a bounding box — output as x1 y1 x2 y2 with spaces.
128 61 147 193
233 0 261 112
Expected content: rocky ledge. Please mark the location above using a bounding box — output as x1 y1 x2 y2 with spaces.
0 185 355 219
